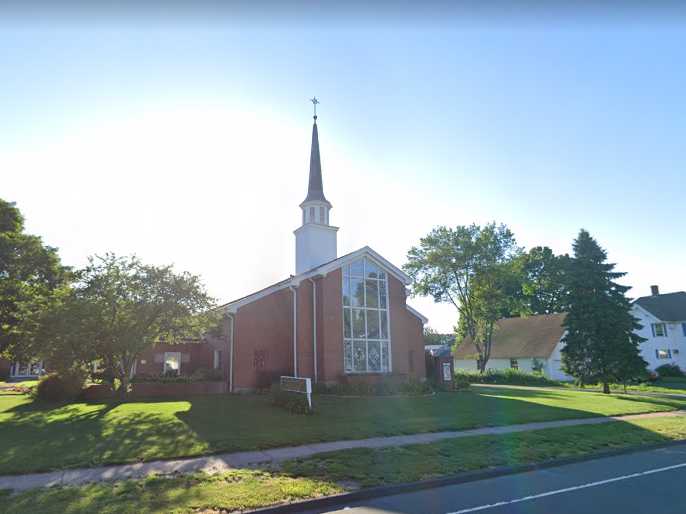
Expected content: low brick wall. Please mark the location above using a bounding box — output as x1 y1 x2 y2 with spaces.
130 381 227 397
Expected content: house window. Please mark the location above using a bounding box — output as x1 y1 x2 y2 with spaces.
510 359 519 370
213 350 222 370
652 323 667 337
656 349 672 360
342 257 390 373
682 323 686 337
163 352 181 375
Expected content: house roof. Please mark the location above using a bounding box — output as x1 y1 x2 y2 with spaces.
219 246 426 323
453 312 566 360
634 291 686 322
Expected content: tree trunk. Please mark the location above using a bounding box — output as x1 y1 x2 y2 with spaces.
602 381 610 394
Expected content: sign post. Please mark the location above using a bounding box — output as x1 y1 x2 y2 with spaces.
280 376 312 410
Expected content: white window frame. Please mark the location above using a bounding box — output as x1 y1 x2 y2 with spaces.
342 257 392 374
652 323 667 337
656 349 672 360
163 352 181 374
10 361 43 378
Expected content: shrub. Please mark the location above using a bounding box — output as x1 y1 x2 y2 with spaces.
270 383 312 414
455 369 562 387
655 363 684 378
131 369 224 384
189 367 224 382
35 371 85 402
313 378 434 396
453 373 471 390
81 383 114 401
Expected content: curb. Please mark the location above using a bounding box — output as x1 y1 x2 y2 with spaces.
248 439 686 514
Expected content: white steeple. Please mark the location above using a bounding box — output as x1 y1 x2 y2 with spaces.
294 100 338 274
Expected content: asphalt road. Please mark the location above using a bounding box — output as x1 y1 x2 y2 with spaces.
303 443 686 514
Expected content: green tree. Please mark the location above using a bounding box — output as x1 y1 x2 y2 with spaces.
404 223 522 372
423 327 453 346
32 254 217 396
0 199 69 357
560 230 646 393
518 246 569 315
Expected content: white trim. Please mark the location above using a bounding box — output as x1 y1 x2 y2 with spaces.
308 277 318 383
406 304 428 324
221 246 413 314
289 285 298 377
228 313 235 392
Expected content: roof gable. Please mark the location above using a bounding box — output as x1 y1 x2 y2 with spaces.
220 246 417 315
634 292 686 322
454 313 566 360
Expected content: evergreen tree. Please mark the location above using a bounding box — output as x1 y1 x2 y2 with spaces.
561 230 646 393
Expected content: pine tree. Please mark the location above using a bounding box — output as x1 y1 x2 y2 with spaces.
561 230 646 393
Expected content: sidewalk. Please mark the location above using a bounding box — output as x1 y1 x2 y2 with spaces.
1 410 684 492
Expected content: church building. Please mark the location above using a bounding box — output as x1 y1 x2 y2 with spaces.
220 108 427 392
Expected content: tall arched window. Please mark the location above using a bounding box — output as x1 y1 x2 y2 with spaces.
342 258 390 373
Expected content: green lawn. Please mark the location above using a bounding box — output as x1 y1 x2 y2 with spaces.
1 386 685 475
4 415 686 514
284 414 686 487
2 469 342 514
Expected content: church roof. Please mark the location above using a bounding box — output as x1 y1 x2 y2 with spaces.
219 246 427 323
301 120 331 207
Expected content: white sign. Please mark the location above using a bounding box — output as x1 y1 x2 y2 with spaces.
280 376 312 410
442 362 452 382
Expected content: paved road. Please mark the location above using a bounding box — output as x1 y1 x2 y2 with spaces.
304 443 686 514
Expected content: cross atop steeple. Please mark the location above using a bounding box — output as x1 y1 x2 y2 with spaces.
310 96 319 120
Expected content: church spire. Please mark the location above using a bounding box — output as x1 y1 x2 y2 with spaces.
302 97 330 206
294 97 338 274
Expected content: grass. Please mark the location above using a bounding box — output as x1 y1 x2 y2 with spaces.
560 379 686 395
2 469 342 514
1 386 686 475
284 415 686 487
4 415 686 514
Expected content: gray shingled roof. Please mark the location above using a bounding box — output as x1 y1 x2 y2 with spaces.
302 120 331 206
454 313 567 360
634 292 686 322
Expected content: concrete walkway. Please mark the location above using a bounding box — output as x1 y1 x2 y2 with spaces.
1 410 684 492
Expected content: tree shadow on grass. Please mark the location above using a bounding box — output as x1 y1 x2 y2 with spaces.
0 397 207 475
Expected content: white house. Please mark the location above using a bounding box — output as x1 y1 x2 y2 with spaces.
631 286 686 371
453 313 572 381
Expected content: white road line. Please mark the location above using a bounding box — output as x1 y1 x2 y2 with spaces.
445 461 686 514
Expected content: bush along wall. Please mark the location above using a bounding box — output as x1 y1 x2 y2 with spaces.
456 369 562 387
270 383 312 414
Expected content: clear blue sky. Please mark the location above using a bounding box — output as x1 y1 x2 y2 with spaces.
2 11 685 331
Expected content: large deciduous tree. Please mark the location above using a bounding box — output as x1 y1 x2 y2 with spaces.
561 230 646 393
404 223 522 372
518 246 569 315
32 254 217 395
0 199 69 357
